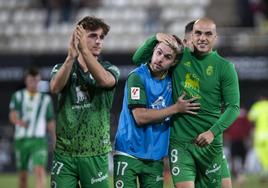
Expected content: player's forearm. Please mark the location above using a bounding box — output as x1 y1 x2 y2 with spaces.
132 35 157 65
50 56 74 94
47 120 56 149
210 63 240 136
9 111 26 127
9 111 19 125
80 48 115 88
132 105 178 126
210 104 240 136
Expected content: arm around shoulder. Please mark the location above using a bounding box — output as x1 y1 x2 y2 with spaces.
132 35 157 65
132 94 200 126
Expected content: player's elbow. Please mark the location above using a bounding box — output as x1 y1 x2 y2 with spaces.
50 85 59 94
9 111 17 125
234 105 240 118
97 76 116 88
50 81 61 94
134 117 146 126
132 112 147 126
132 108 149 126
230 103 240 117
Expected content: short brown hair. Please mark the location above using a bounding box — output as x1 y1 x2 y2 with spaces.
77 16 110 36
24 67 40 77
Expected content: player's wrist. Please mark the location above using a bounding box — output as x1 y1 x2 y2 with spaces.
15 119 22 126
172 104 181 114
66 54 76 64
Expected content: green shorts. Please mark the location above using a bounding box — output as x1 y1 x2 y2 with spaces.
15 138 48 171
221 153 231 179
169 141 223 188
51 152 109 188
114 154 164 188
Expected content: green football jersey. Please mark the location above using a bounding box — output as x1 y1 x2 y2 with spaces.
171 48 240 144
51 60 120 156
9 89 54 140
132 36 240 145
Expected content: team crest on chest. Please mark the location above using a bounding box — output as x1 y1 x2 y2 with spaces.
206 66 213 76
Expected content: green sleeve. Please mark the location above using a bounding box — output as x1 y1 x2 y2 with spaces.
88 61 120 87
132 35 158 66
50 64 63 79
127 72 147 107
104 62 120 83
210 63 240 136
9 91 22 113
9 93 17 111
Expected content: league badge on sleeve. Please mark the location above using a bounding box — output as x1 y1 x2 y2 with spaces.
131 87 140 100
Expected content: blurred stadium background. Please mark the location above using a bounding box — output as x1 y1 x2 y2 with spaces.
0 0 268 187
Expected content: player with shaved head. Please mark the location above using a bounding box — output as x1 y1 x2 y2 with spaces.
132 17 240 188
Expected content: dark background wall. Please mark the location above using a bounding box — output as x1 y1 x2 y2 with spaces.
1 51 268 125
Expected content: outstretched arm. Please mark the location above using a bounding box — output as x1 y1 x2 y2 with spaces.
133 93 200 126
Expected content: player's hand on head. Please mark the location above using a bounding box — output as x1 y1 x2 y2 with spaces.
171 35 184 54
194 130 215 147
156 33 174 45
156 33 184 55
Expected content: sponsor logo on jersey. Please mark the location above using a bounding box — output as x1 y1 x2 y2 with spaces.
91 172 108 184
151 96 166 109
205 163 221 175
75 86 89 103
131 87 140 100
71 103 92 110
184 73 200 91
151 96 170 121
